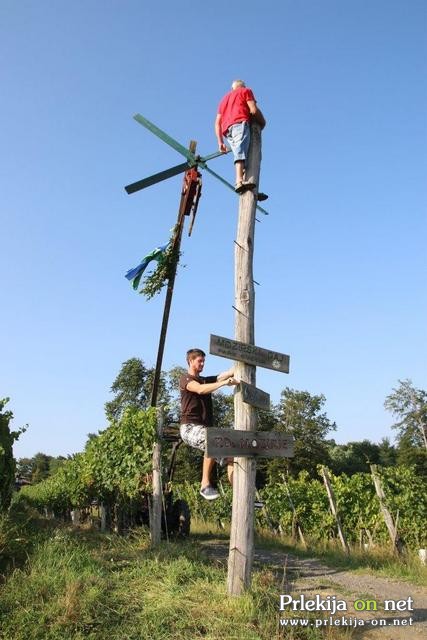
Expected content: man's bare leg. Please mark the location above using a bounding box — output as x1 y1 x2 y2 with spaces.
235 160 245 185
201 456 216 489
227 459 234 485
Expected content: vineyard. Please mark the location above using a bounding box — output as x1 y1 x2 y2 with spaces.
15 407 157 516
175 467 427 549
13 407 427 552
0 398 25 512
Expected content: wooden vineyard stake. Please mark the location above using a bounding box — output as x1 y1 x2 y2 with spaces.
321 466 350 555
281 474 307 548
370 465 405 555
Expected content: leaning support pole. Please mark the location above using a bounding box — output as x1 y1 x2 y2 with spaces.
227 123 262 595
149 161 192 409
150 407 164 546
321 466 350 555
370 464 405 555
148 141 196 545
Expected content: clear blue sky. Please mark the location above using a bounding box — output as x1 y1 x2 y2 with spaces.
1 1 426 458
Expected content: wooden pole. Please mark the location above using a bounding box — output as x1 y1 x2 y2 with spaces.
148 142 196 544
321 466 350 554
370 464 405 555
149 143 197 407
281 474 307 548
227 123 262 595
150 407 164 546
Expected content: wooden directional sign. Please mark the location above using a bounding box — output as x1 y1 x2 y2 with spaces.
240 381 270 411
206 428 294 459
210 334 290 373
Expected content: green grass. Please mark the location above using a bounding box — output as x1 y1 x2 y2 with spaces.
0 512 354 640
3 511 424 640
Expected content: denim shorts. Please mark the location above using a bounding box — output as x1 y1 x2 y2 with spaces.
225 121 251 162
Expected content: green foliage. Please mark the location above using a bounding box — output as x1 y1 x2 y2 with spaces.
17 408 158 513
0 398 25 512
259 466 427 549
385 379 427 449
262 472 333 538
175 481 233 526
105 358 152 421
16 454 68 484
140 230 181 299
104 358 171 422
396 433 427 476
30 452 51 484
327 439 386 475
271 388 335 478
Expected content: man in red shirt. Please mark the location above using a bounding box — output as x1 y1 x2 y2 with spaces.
215 80 266 193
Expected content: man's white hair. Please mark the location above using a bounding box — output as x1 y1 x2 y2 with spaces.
231 79 246 90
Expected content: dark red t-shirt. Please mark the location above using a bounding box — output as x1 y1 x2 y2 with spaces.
217 87 256 135
180 373 217 427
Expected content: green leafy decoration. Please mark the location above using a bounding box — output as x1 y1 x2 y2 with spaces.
140 227 181 299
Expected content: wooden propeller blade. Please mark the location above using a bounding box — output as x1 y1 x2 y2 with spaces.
133 114 197 163
125 162 190 194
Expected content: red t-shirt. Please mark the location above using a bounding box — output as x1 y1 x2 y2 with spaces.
217 87 256 135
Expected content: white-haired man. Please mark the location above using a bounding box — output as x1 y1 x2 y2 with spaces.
215 80 266 194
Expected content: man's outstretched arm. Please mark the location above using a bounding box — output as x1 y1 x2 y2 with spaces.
217 367 235 382
186 377 239 395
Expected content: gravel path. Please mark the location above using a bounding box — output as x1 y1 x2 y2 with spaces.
200 539 427 639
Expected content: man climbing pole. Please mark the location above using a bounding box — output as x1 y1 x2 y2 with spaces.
179 348 239 500
215 79 267 198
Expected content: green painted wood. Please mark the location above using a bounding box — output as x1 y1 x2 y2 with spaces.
133 113 196 163
199 150 229 162
125 162 189 194
131 114 268 214
202 164 268 215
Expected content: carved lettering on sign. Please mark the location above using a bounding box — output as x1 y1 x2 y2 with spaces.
206 428 294 459
210 334 290 373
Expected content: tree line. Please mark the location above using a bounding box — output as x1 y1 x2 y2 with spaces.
12 358 427 490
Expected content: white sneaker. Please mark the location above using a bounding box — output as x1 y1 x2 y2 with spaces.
199 485 220 501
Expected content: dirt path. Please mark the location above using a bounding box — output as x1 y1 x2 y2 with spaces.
200 539 427 639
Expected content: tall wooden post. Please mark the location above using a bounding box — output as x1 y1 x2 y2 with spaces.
227 123 262 595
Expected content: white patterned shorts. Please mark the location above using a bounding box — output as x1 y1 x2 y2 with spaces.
180 423 206 451
180 423 232 466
